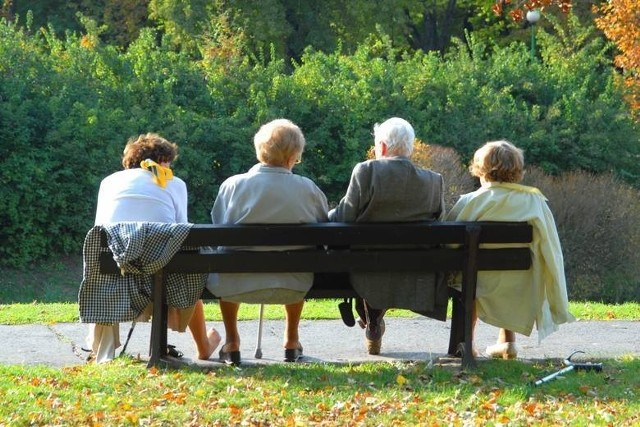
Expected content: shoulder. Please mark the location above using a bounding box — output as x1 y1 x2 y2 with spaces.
415 165 443 181
166 176 188 194
220 171 251 188
351 159 378 176
101 169 131 182
289 173 326 195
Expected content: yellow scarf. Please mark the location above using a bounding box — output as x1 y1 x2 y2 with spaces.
140 159 174 188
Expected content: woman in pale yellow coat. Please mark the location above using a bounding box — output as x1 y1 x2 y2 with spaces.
447 140 575 359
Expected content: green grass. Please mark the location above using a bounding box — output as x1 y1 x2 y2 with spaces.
1 300 638 325
2 256 639 324
0 356 638 425
1 260 639 425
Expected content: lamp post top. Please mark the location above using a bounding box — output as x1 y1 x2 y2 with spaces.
526 10 541 24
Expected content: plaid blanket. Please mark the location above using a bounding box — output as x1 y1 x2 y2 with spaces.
78 222 205 324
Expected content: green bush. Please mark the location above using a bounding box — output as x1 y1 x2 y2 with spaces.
1 14 640 306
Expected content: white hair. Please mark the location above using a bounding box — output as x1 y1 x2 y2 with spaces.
373 117 415 157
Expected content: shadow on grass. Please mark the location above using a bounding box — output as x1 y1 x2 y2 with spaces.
0 255 82 303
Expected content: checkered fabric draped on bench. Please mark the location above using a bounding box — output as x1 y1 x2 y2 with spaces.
78 222 206 324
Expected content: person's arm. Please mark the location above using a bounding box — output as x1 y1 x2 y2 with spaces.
211 182 230 224
445 193 470 221
94 179 109 225
328 162 369 222
174 178 189 223
313 186 330 222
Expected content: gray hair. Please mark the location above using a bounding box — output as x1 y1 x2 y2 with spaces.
373 117 415 157
254 118 305 167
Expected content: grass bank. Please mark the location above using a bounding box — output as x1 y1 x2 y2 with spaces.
1 301 639 325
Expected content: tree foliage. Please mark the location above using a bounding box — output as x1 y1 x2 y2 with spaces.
1 13 638 271
492 0 572 22
594 0 640 115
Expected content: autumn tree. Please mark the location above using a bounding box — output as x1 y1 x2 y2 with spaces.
594 0 640 115
491 0 572 21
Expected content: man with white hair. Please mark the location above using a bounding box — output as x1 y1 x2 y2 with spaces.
329 117 446 355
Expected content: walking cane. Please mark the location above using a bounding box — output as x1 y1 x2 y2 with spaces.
254 304 265 359
534 351 603 386
119 320 137 357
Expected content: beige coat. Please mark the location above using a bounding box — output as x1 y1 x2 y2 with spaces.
447 182 575 340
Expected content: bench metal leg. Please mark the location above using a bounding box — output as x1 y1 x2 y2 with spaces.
447 288 464 355
148 270 168 368
460 225 481 369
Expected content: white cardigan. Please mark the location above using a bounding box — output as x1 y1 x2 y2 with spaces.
95 168 188 225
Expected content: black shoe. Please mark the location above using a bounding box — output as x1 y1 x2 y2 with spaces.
219 344 241 366
284 343 303 362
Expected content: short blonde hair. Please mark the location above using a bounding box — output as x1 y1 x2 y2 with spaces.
469 140 524 183
254 119 305 167
122 133 178 169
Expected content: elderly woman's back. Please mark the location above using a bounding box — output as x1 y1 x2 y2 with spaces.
209 119 328 365
447 140 574 359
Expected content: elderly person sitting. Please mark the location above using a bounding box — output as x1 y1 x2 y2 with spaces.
88 133 221 363
207 119 328 365
447 140 575 359
329 117 446 355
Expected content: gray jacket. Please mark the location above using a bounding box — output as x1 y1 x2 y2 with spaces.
329 157 447 320
207 164 328 301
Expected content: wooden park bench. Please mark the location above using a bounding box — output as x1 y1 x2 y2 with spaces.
98 221 532 369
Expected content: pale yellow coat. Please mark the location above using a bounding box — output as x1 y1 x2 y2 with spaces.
447 182 575 341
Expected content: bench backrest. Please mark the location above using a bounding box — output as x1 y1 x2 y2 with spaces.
99 221 533 275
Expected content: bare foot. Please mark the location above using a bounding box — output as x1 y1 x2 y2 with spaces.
197 328 221 360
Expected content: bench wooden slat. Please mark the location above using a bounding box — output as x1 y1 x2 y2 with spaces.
99 221 532 247
99 247 530 274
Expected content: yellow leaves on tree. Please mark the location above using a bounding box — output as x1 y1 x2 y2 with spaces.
594 0 640 113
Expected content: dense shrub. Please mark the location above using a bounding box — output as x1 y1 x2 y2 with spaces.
524 168 640 303
1 16 640 303
413 143 476 209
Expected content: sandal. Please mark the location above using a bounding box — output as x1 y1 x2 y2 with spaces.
284 342 303 362
219 343 241 366
485 342 518 359
167 344 184 358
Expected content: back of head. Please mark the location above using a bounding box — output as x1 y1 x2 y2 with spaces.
122 133 178 169
470 140 524 183
254 119 305 167
373 117 415 157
